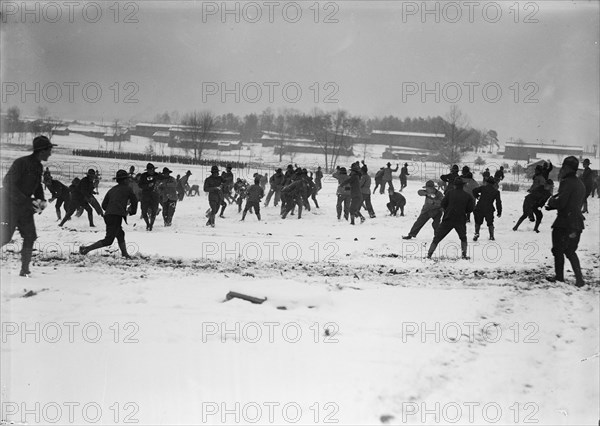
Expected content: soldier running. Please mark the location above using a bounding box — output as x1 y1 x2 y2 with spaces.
79 169 137 259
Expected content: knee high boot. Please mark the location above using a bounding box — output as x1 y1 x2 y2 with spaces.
461 240 469 259
473 223 481 240
427 241 438 258
554 255 565 282
513 215 526 231
20 245 33 275
567 253 585 287
488 226 495 240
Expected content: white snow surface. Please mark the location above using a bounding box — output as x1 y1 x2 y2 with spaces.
1 151 599 425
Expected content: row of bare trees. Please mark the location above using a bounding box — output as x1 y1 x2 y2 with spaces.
3 104 498 170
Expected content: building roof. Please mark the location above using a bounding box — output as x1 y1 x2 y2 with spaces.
372 130 446 138
505 142 583 152
261 134 314 143
136 123 172 129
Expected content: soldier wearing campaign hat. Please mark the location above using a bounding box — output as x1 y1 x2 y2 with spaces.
426 177 475 260
79 170 137 259
157 167 178 226
1 135 56 276
580 158 594 214
399 162 410 192
472 176 502 241
204 165 224 227
403 180 444 239
545 156 586 287
138 162 161 231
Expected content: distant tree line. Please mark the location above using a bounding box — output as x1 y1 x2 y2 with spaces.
3 104 500 168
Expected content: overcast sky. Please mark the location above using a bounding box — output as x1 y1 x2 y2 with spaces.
2 1 599 149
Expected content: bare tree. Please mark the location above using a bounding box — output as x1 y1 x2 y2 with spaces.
439 105 471 165
181 111 215 160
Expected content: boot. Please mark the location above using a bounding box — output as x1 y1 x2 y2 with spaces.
118 240 131 259
473 224 481 241
80 240 106 255
427 241 438 259
20 246 33 276
402 235 414 240
350 215 355 225
461 241 469 259
567 253 585 287
241 211 247 221
219 205 226 218
513 215 526 231
488 226 495 241
553 255 565 282
533 214 542 233
257 213 261 221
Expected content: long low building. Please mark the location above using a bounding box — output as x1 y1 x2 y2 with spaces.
370 130 446 150
503 142 584 161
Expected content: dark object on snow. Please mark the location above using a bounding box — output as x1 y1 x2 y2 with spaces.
225 291 267 304
22 290 37 298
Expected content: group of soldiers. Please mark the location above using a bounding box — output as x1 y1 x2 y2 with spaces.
205 164 323 226
0 136 594 287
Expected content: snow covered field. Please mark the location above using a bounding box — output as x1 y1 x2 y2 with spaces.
1 151 599 425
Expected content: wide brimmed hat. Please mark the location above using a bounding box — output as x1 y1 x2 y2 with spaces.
113 170 129 180
453 177 466 186
33 135 57 151
562 156 579 171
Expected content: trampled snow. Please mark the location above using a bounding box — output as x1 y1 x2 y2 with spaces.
1 149 598 425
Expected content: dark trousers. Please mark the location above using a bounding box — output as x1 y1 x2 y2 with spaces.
60 198 94 227
432 221 467 244
265 188 281 206
408 209 442 237
350 196 363 216
208 197 220 225
242 201 261 220
474 210 494 227
1 202 37 272
161 199 177 224
373 180 381 194
83 215 128 256
380 180 394 194
387 201 405 216
141 192 160 227
400 177 407 191
282 197 303 219
428 220 468 258
551 227 583 283
360 193 375 217
336 194 351 219
310 191 320 209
